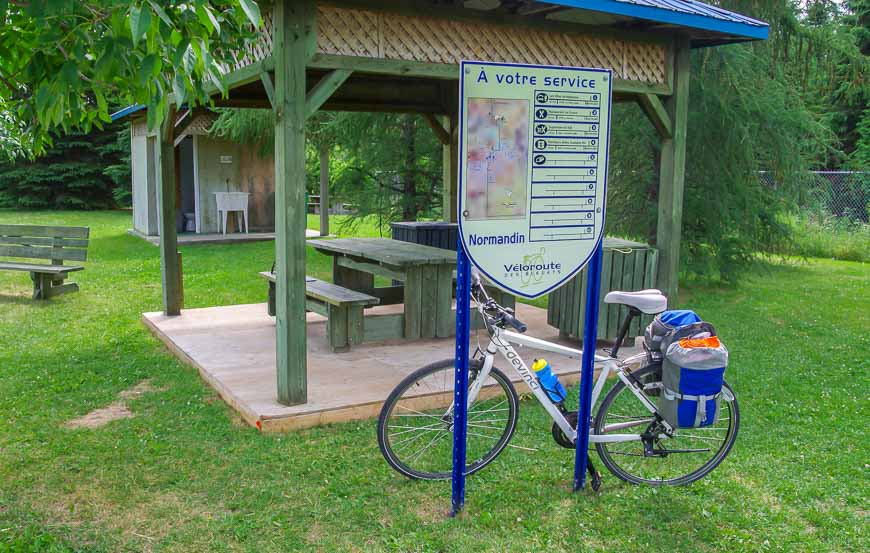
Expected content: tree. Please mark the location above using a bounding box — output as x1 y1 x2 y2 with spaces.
210 108 444 230
0 0 263 159
0 121 130 209
604 1 841 281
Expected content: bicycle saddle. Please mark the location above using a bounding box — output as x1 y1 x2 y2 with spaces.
603 289 667 314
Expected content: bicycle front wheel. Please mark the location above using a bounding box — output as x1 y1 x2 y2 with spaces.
594 364 739 486
377 358 519 480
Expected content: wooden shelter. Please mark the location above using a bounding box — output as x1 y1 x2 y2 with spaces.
151 0 768 406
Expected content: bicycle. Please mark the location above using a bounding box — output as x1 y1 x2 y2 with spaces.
377 271 739 487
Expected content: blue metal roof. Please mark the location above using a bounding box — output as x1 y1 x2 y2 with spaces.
110 104 145 121
541 0 769 43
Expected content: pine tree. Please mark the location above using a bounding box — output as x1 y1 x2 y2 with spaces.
0 122 130 209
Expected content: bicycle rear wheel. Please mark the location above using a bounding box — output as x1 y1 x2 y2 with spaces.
377 358 519 480
594 364 739 486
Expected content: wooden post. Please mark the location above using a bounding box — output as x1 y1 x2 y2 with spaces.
441 82 459 223
274 0 315 406
441 115 456 222
655 38 690 305
157 107 182 316
319 144 330 236
447 116 458 223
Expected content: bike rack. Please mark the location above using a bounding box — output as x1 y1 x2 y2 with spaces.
451 239 605 514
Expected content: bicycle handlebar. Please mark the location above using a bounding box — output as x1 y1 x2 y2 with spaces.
470 268 527 333
501 312 528 333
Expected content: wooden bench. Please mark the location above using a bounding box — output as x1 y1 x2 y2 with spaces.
259 272 379 352
0 224 90 299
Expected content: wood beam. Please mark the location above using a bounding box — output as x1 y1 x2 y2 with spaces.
319 101 444 114
637 93 673 139
422 113 450 146
613 78 672 96
274 0 315 406
210 98 273 109
309 53 458 80
305 69 353 118
655 38 691 305
157 106 182 315
309 54 672 96
198 57 275 101
260 71 276 109
441 81 459 223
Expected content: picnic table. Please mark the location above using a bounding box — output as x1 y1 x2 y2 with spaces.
308 238 457 340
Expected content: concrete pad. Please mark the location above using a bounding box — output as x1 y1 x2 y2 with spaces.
143 302 643 432
128 228 321 246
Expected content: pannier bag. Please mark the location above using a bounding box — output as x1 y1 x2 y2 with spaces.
659 333 729 428
644 309 703 352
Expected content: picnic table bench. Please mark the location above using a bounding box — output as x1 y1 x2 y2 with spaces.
259 272 379 352
308 238 516 341
0 224 90 299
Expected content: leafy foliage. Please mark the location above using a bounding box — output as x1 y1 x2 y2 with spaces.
0 0 263 159
592 0 870 281
209 106 274 157
327 113 443 230
210 108 444 232
0 121 130 209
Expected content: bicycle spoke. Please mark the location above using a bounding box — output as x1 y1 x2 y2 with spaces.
392 426 444 451
466 423 507 432
407 430 449 463
468 400 508 419
395 406 447 421
388 422 443 437
378 361 518 480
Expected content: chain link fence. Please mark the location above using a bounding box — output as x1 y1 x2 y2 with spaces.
761 171 869 223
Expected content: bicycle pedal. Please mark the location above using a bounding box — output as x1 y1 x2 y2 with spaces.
591 471 602 491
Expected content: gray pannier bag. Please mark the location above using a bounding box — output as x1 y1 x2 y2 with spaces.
658 324 728 428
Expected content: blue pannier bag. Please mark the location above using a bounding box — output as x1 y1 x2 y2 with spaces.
658 329 728 428
644 309 704 352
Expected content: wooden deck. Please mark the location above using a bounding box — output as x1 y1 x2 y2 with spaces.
142 302 641 432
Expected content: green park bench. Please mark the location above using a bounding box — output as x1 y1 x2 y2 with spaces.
259 272 379 352
0 224 90 300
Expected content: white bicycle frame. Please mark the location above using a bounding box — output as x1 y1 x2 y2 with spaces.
466 323 675 444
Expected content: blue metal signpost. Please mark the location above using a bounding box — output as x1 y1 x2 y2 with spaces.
451 240 473 516
573 241 604 490
452 60 612 513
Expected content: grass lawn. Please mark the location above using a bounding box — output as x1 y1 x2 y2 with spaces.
0 210 867 552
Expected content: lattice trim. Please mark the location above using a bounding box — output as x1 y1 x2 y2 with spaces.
235 5 666 85
228 8 275 71
378 12 625 75
317 6 379 58
183 112 219 136
624 42 666 84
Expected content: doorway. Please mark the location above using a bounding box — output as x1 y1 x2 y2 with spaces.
178 136 199 233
